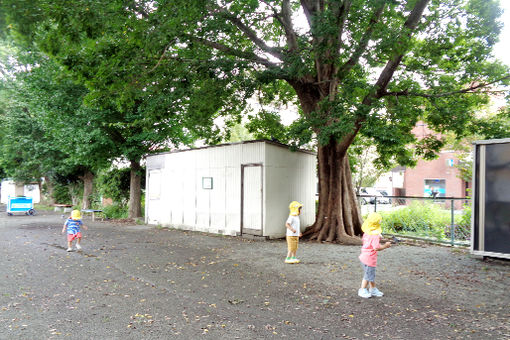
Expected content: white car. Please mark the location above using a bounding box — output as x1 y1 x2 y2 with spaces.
359 187 391 204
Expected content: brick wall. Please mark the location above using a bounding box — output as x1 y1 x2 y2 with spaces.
404 151 467 198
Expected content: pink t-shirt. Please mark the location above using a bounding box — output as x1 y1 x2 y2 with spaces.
359 234 381 267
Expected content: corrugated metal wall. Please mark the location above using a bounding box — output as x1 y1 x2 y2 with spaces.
264 144 317 237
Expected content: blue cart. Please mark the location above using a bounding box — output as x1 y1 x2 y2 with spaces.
7 196 36 216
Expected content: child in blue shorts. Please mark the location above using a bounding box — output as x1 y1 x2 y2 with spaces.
358 212 391 298
62 210 88 252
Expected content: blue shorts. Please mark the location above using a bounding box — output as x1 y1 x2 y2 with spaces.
361 263 376 282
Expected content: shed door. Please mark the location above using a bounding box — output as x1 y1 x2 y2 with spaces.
241 164 263 235
147 170 163 224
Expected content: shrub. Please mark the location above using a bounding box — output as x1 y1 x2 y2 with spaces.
52 184 72 204
379 201 450 240
457 202 471 229
96 167 146 205
102 203 128 219
454 202 471 241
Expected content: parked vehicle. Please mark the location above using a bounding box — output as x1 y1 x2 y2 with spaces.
377 189 392 204
359 187 391 204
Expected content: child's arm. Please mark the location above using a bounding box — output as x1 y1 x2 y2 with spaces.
61 223 67 234
82 224 88 230
285 222 296 234
375 242 391 251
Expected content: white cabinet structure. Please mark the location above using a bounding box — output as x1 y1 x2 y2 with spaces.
472 139 510 259
145 140 316 238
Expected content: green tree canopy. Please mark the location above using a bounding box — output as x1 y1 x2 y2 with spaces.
0 0 250 216
0 43 119 206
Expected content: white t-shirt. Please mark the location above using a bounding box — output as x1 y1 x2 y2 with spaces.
286 215 301 237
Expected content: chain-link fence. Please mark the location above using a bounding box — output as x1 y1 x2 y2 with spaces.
358 195 471 246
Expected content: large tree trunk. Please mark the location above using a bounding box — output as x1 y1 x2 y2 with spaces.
81 170 94 209
291 81 363 244
43 176 55 205
14 182 24 196
304 140 363 244
128 159 142 218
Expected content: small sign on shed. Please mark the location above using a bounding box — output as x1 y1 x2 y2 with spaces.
145 140 316 238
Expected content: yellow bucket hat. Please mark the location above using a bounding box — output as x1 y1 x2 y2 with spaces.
362 212 382 235
289 201 303 216
71 209 82 220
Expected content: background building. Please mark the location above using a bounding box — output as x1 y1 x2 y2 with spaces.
0 180 41 204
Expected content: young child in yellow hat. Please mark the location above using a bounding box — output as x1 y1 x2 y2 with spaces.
285 201 303 264
61 210 88 252
358 212 391 298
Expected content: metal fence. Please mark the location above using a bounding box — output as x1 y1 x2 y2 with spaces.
357 195 471 247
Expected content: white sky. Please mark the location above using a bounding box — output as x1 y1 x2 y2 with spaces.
493 0 510 66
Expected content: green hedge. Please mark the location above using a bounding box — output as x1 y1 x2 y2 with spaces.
379 201 450 240
102 203 129 219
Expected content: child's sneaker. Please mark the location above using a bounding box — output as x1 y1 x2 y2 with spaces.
284 257 293 264
290 257 300 264
358 288 371 298
369 287 384 297
76 244 82 250
66 247 73 252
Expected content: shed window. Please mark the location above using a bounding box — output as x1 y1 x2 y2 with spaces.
202 177 213 189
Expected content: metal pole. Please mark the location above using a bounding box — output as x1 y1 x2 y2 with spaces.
450 199 455 245
374 196 377 212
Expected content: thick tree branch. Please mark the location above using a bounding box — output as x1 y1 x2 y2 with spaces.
381 75 510 98
338 0 385 77
336 0 351 52
259 0 298 52
360 0 430 107
190 36 279 68
258 0 299 53
300 0 316 29
373 0 430 97
280 0 299 52
213 7 285 61
350 0 430 135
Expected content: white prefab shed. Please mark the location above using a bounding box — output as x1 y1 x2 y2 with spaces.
0 180 41 204
145 140 316 238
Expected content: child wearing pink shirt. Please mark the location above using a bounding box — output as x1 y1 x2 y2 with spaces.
358 212 391 298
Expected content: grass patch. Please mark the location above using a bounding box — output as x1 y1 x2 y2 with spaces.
34 203 56 211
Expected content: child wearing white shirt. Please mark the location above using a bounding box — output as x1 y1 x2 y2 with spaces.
285 201 303 264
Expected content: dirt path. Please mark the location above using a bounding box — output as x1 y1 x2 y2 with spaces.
0 210 508 339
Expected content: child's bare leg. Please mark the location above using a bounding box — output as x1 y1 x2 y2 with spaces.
361 279 369 289
369 281 376 289
67 241 72 249
287 250 292 258
76 238 81 245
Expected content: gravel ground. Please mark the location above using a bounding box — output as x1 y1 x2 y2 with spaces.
0 208 509 339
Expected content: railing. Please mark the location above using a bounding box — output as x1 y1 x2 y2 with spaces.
357 195 471 247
